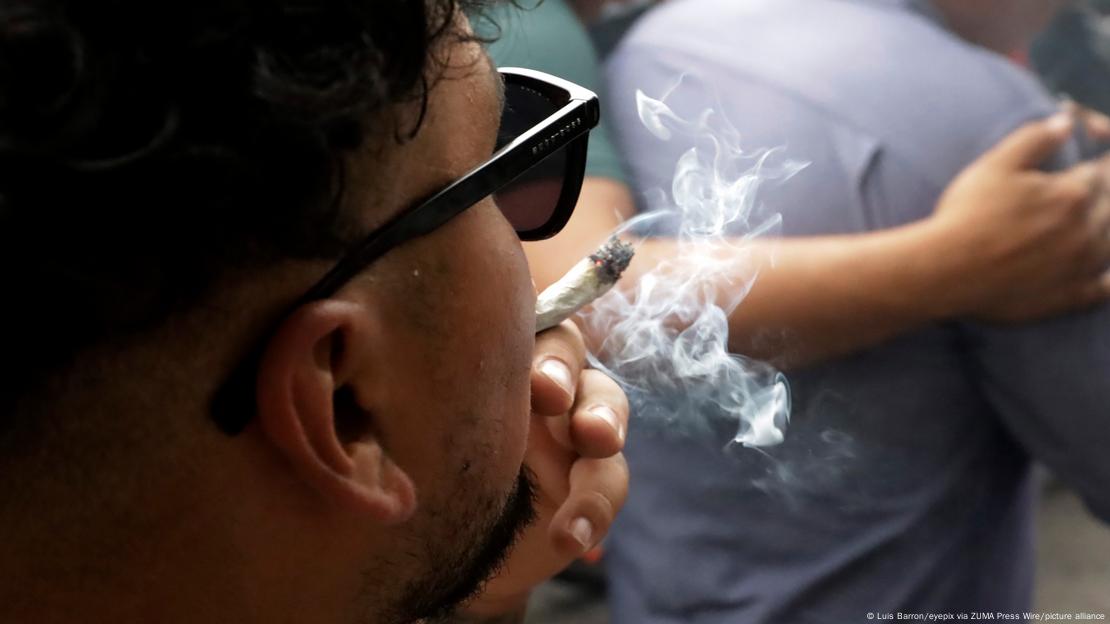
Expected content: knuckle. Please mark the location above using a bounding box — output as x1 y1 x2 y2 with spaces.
613 453 630 488
1051 169 1096 207
576 489 619 529
579 367 610 385
1025 171 1053 188
600 453 631 504
1058 183 1091 210
538 319 585 350
574 454 630 507
1010 121 1044 146
581 369 628 403
535 339 588 377
557 319 585 346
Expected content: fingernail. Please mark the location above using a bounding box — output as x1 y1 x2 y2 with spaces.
570 517 594 550
590 405 624 442
540 359 573 394
1047 112 1072 132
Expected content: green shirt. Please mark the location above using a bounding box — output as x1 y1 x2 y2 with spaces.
479 0 629 185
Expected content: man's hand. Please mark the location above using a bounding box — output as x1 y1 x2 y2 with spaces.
926 111 1110 322
460 320 629 620
1063 99 1110 144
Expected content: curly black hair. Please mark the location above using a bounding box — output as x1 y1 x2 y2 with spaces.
0 0 495 412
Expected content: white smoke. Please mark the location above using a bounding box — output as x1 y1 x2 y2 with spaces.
580 83 807 449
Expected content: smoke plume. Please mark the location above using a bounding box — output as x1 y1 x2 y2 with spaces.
580 82 807 449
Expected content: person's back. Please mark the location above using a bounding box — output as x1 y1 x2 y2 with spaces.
603 0 1110 622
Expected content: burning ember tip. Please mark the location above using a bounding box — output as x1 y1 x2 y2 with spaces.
535 235 636 333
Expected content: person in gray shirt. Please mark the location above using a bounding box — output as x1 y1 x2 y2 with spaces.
602 0 1110 621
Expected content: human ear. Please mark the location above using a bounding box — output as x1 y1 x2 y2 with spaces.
254 300 416 524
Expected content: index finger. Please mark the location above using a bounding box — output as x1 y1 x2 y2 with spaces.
532 320 588 416
981 112 1073 170
567 369 629 458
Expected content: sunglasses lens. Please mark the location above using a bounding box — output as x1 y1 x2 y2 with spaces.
494 81 570 237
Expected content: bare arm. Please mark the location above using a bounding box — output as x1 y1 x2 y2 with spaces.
528 117 1110 370
526 179 949 368
529 196 955 368
635 226 951 368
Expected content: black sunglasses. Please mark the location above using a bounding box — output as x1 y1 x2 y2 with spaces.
210 67 600 434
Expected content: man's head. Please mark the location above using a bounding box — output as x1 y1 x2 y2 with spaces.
931 0 1073 52
0 1 539 621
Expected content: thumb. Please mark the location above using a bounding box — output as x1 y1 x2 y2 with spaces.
982 112 1073 170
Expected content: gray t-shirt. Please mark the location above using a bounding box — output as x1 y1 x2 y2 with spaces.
603 1 1110 622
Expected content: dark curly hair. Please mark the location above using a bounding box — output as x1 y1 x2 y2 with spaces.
0 0 496 413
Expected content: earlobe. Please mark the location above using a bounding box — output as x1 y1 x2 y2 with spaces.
254 300 417 525
344 435 418 523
